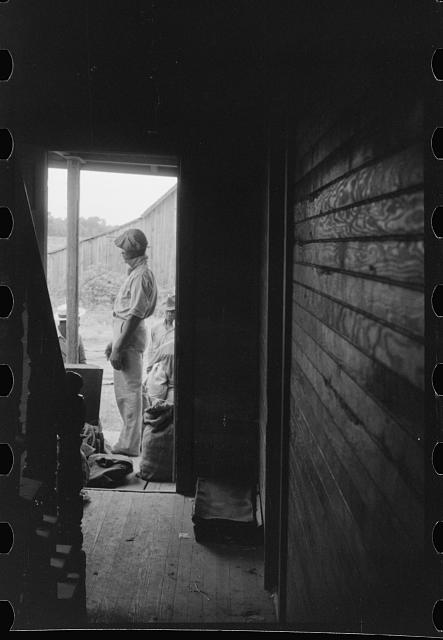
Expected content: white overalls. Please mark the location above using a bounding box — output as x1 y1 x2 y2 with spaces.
111 256 157 456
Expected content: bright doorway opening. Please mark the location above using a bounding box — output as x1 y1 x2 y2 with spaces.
46 156 178 493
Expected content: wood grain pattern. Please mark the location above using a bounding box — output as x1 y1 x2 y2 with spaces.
145 482 175 492
285 482 320 620
289 389 368 572
292 302 424 438
157 494 185 623
291 331 423 507
286 435 371 625
133 495 171 624
185 527 206 623
146 525 175 622
295 97 422 182
294 190 423 241
287 72 425 631
295 97 378 180
293 264 424 338
294 239 423 287
294 145 423 221
293 283 424 390
294 86 369 161
289 414 369 570
293 331 421 491
288 365 423 622
171 498 196 623
215 545 232 623
81 490 113 557
295 109 422 200
82 491 275 626
86 492 134 623
108 493 151 624
293 343 423 545
289 415 373 588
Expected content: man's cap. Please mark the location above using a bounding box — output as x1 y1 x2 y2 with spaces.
165 294 175 311
114 228 148 253
56 303 85 321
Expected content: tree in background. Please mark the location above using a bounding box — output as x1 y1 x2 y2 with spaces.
80 264 126 307
48 212 117 238
48 212 67 236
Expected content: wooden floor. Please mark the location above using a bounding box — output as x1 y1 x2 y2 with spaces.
82 490 276 629
86 448 175 494
95 428 175 492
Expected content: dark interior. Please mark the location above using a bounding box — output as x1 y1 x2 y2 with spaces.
0 0 436 634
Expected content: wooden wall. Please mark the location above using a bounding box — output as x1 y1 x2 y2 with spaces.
46 185 177 299
285 76 425 632
179 128 264 484
258 184 269 517
10 0 267 496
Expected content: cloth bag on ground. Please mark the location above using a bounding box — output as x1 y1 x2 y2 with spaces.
87 453 133 488
139 401 174 481
81 421 110 454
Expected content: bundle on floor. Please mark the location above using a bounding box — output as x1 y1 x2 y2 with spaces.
87 453 134 488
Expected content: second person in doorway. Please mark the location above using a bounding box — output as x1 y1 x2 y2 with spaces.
146 293 175 373
105 228 158 456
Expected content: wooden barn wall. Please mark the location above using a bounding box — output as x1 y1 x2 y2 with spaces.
285 74 424 632
46 186 177 300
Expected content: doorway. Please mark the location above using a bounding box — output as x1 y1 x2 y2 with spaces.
45 151 179 493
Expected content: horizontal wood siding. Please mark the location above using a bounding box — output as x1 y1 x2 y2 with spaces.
286 84 424 631
47 186 176 298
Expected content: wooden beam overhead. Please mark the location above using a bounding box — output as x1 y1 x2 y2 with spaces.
48 151 178 177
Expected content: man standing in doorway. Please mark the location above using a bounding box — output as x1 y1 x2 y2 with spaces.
105 228 158 456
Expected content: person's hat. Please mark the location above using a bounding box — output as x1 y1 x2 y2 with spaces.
114 228 148 253
56 303 85 321
165 294 175 311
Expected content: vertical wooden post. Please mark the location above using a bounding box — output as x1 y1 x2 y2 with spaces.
66 158 80 363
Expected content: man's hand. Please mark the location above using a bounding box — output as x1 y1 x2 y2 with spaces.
108 315 143 370
110 345 124 370
105 342 112 359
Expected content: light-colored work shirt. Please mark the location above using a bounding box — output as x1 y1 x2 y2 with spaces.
113 256 158 321
58 331 87 364
145 337 174 403
146 319 175 371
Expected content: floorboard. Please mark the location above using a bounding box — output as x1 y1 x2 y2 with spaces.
85 492 134 623
157 494 186 623
131 493 167 624
82 491 275 628
89 430 176 493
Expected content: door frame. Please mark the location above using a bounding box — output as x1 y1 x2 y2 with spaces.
174 157 196 494
38 148 196 492
263 90 292 620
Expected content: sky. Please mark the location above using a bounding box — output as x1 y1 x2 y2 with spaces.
48 168 177 226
